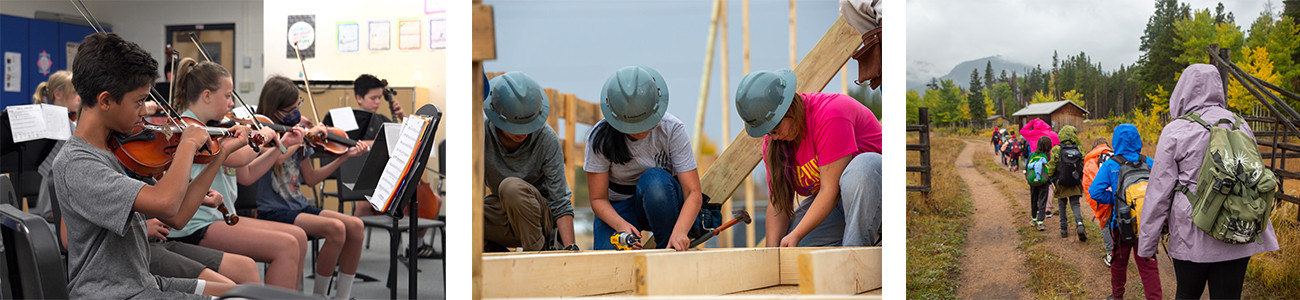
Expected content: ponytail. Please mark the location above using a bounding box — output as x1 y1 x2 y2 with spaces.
32 70 74 105
172 57 229 112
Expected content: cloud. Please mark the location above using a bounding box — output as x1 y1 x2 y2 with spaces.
907 0 1271 73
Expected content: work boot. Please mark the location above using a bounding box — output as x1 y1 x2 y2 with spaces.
1077 223 1088 242
1061 226 1069 238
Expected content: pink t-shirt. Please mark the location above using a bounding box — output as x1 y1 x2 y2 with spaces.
763 92 882 196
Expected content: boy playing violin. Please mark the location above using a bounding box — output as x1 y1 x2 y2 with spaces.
53 32 251 299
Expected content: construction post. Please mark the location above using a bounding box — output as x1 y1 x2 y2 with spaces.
693 0 724 155
742 0 756 248
789 0 797 69
472 2 496 299
719 0 733 248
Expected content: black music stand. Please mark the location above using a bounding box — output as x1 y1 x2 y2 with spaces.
351 104 441 299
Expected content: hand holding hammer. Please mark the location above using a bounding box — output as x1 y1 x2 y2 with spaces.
688 210 752 248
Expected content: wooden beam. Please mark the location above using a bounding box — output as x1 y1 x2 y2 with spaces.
483 250 674 298
699 17 862 204
774 247 845 285
472 5 497 61
635 248 781 296
797 248 882 294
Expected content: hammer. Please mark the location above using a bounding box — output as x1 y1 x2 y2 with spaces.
688 209 752 248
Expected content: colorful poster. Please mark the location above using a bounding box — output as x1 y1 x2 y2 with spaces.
337 22 360 53
286 14 316 58
429 17 446 49
369 20 390 51
398 19 421 50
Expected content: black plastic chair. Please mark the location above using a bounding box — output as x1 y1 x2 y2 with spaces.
218 284 324 299
0 174 16 208
0 204 67 299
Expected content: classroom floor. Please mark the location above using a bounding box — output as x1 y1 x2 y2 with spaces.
298 229 445 299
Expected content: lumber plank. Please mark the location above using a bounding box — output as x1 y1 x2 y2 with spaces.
797 248 882 295
699 17 862 204
482 250 671 297
635 248 781 296
473 59 487 300
472 5 497 61
776 247 844 285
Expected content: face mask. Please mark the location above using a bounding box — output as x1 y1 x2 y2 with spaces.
280 109 302 126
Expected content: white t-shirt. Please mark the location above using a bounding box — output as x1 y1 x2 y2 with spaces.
583 113 697 201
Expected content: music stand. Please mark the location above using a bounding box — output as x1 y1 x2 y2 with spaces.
351 104 441 299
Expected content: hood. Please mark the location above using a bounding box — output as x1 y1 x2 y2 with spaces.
1111 123 1142 160
1022 118 1052 133
1059 125 1078 145
1169 64 1227 118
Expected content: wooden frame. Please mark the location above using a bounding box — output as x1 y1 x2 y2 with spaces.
481 247 880 298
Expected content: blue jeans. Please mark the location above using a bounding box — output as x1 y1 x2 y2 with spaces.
592 168 703 250
788 152 883 247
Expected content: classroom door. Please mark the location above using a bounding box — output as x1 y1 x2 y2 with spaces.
167 25 236 82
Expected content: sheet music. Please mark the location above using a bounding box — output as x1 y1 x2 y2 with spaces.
329 107 359 132
369 115 429 212
7 104 71 143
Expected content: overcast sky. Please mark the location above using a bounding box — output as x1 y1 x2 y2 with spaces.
907 0 1274 82
483 0 848 145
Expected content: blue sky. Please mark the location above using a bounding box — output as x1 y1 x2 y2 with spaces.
483 0 857 145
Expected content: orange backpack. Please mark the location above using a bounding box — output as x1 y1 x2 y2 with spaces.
1081 144 1113 228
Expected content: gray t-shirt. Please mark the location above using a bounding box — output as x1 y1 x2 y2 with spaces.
483 120 574 220
52 136 208 299
583 113 697 201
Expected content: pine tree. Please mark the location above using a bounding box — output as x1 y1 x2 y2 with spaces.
969 68 987 123
1139 0 1192 98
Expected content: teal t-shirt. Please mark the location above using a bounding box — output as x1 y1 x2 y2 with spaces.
168 110 239 238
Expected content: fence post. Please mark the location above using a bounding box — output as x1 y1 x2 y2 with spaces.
920 107 931 194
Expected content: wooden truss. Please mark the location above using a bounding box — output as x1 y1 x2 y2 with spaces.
482 247 881 298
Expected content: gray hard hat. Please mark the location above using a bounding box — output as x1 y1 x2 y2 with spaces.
484 71 549 135
601 66 669 134
735 69 797 137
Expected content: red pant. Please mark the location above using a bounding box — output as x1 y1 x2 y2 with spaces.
1111 240 1162 299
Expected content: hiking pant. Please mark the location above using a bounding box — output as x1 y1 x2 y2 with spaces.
1057 194 1084 232
1101 225 1114 253
483 177 555 251
592 168 704 250
1172 256 1250 300
791 152 883 247
1111 240 1162 300
1030 185 1049 222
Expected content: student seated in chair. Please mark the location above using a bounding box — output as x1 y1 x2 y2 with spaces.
54 32 249 299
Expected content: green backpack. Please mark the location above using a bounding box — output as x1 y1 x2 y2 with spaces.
1175 112 1278 244
1025 152 1050 187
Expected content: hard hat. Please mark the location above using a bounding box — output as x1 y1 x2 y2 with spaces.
735 69 797 137
600 66 669 134
484 71 549 135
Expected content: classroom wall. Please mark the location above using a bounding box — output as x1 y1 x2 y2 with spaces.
261 0 446 108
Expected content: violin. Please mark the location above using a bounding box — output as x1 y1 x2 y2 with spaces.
304 125 358 157
110 116 244 179
216 202 238 225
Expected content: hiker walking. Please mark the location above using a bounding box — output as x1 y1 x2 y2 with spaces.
1140 64 1279 299
1025 136 1053 231
1047 125 1087 241
1090 123 1161 300
1082 137 1116 265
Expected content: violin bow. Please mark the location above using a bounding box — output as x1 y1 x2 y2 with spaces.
70 0 187 130
291 41 323 125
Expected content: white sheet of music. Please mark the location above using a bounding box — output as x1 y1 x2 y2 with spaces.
369 115 428 212
7 104 71 143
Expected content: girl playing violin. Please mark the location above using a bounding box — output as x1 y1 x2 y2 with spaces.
256 75 369 299
166 58 310 290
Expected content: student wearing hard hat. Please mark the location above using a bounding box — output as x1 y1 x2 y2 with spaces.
482 72 577 251
587 66 704 251
735 69 883 247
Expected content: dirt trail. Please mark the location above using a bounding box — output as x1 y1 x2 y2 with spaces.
954 139 1030 299
963 138 1180 299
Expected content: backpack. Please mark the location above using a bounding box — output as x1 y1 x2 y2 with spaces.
1009 140 1022 156
1175 112 1278 244
1056 144 1084 186
1025 152 1050 187
1021 140 1031 159
1110 154 1150 244
1082 147 1114 228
